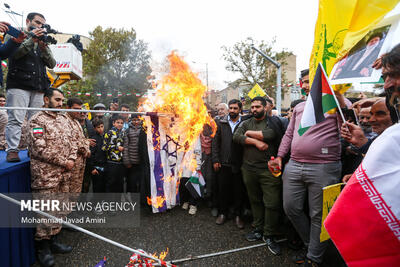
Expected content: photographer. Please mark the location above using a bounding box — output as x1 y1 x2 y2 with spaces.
5 12 56 162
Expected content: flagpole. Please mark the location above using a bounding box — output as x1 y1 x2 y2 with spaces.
319 63 346 123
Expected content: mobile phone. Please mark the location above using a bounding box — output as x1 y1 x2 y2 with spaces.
6 25 21 38
342 108 358 125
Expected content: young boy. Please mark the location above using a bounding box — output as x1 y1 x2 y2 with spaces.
102 115 125 202
88 118 107 212
123 115 145 195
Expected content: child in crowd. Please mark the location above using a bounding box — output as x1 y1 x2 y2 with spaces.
102 115 125 202
123 115 145 196
88 118 107 213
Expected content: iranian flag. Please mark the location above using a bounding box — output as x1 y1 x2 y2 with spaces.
298 63 338 136
324 123 400 266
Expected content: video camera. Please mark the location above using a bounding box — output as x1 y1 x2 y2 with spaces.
28 24 58 45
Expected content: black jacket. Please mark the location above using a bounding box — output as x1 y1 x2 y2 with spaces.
88 132 107 170
212 115 241 166
6 38 54 91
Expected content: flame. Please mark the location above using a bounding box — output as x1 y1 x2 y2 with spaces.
143 51 217 160
147 196 166 208
151 248 169 262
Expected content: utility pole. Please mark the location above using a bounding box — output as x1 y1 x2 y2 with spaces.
251 46 282 115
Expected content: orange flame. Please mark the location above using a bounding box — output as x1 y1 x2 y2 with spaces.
143 51 217 159
147 196 166 208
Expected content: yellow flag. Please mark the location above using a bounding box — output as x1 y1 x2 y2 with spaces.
248 83 266 99
83 103 91 120
320 183 345 242
310 0 399 85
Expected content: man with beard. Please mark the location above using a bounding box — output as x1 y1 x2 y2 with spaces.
65 98 91 195
233 96 285 256
358 107 375 138
272 68 346 266
28 88 75 267
212 99 245 228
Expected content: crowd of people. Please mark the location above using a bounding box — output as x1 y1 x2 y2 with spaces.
0 10 399 267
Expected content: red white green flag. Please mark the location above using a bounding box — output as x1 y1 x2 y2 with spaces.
1 60 7 68
107 93 112 97
298 63 338 136
96 93 101 96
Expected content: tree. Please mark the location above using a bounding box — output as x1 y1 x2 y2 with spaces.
65 26 152 109
222 37 293 100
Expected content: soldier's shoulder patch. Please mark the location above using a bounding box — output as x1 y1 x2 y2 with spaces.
33 127 44 136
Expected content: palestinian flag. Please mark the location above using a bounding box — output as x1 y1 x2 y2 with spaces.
185 171 205 199
298 63 337 136
324 124 400 266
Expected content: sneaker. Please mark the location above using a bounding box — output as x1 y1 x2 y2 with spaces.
182 202 189 210
245 229 263 242
291 247 306 264
263 236 282 256
188 205 197 215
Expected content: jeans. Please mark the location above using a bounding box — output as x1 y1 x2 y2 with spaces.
5 88 43 152
283 159 341 263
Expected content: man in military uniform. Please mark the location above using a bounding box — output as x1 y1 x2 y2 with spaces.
28 88 76 267
65 98 90 195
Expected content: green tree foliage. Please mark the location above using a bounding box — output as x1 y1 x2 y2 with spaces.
222 37 293 100
65 26 152 109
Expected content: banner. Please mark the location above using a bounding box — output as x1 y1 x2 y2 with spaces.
320 183 345 242
309 0 399 84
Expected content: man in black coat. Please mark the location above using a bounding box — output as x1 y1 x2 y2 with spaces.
212 99 246 229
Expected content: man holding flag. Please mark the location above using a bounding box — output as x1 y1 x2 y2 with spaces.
272 66 348 266
325 45 400 267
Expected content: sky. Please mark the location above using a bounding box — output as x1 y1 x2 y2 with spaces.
1 0 323 90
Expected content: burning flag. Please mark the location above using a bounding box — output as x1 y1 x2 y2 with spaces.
143 52 216 212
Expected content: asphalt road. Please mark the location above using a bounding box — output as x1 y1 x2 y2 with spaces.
32 201 347 267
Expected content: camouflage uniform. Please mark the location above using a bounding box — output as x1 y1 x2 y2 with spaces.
66 113 90 194
28 111 78 240
0 110 7 150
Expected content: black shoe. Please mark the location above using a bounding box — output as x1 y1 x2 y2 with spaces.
6 151 20 162
35 240 55 267
245 229 263 241
263 236 282 256
50 235 72 254
292 248 307 264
